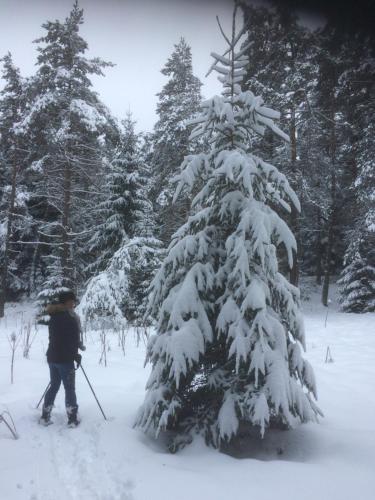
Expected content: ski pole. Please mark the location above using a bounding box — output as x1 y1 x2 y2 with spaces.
80 364 107 421
36 382 51 409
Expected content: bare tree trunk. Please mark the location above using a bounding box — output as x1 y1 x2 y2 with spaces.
289 104 299 286
28 243 40 297
61 159 72 285
0 164 18 317
322 95 337 306
322 207 335 306
316 210 324 285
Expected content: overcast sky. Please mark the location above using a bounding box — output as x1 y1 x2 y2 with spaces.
0 0 237 131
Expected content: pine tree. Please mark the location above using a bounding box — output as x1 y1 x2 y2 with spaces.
338 233 375 313
124 206 163 326
338 47 375 312
79 114 162 328
136 8 321 451
78 231 162 330
240 3 318 286
13 2 118 311
151 37 202 244
314 27 348 306
87 113 143 274
305 22 374 306
0 53 29 315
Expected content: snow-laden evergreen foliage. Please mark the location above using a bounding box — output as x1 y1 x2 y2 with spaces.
1 1 373 318
124 231 164 326
79 115 162 329
36 254 72 324
151 37 203 244
338 234 375 313
15 2 118 315
136 9 321 451
0 53 32 314
87 113 148 274
241 4 318 286
338 51 375 312
78 235 162 329
77 246 129 330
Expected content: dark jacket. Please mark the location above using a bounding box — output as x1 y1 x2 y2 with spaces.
46 304 80 363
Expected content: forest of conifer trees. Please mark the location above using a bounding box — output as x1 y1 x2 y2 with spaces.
0 0 374 325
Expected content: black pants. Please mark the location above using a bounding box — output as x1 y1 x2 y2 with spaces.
44 362 78 415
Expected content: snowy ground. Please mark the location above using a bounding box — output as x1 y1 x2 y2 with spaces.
1 283 375 500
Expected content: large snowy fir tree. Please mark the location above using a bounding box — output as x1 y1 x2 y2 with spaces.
135 7 321 451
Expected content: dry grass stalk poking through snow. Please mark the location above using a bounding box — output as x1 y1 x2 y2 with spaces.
22 321 37 359
7 331 21 384
99 327 109 367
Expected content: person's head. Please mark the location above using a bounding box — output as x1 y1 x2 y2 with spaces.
58 290 77 310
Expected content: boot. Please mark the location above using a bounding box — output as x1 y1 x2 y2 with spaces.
67 407 80 427
39 406 52 426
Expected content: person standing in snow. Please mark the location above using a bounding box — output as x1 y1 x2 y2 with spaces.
40 290 84 427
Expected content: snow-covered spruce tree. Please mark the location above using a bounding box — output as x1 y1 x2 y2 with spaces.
79 114 162 329
78 226 162 330
87 112 146 274
338 117 375 312
151 37 202 244
135 8 321 451
337 45 375 313
125 206 163 327
338 232 375 313
306 25 353 306
14 2 117 312
0 53 30 315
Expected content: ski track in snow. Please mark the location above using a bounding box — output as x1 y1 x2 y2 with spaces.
1 285 375 500
46 421 132 500
15 410 134 500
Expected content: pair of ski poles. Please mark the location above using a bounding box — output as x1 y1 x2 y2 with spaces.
36 363 107 421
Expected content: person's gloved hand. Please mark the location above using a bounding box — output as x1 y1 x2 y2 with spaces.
74 353 82 368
